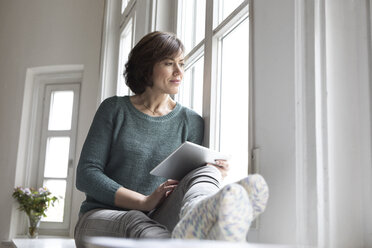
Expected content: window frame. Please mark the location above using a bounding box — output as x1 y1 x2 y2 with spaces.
176 0 251 153
101 0 154 98
204 0 249 150
38 83 80 231
117 1 136 96
15 65 83 237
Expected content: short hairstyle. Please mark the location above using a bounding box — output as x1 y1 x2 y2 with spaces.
124 31 185 95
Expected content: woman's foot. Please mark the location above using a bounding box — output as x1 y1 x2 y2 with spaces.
172 184 252 241
236 174 269 219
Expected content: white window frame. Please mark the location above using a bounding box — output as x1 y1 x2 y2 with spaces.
117 0 136 96
176 0 250 153
175 0 205 109
204 0 249 150
177 53 205 114
38 83 80 232
14 65 83 237
99 0 154 102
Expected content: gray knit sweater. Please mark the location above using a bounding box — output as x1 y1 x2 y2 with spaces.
76 96 204 214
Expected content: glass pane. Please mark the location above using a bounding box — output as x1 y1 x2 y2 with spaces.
117 21 132 96
218 0 245 25
195 0 206 47
219 18 249 185
48 91 74 131
42 179 66 223
121 0 128 14
44 137 70 178
181 0 206 53
191 56 204 116
178 56 204 116
180 67 191 108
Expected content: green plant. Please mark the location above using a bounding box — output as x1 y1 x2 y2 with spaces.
12 187 58 217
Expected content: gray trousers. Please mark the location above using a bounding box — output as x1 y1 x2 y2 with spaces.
74 166 221 247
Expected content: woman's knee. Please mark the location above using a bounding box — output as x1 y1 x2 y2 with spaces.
180 165 222 190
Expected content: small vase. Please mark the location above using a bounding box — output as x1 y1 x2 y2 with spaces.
27 212 41 239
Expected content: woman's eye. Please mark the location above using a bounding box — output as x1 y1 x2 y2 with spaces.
165 62 173 66
179 63 185 67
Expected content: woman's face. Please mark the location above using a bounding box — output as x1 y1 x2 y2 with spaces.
151 52 184 95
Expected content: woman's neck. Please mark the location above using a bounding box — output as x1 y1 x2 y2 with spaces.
131 93 176 116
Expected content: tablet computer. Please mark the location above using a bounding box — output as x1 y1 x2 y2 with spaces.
150 141 231 180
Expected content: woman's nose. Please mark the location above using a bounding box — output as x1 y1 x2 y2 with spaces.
173 64 183 76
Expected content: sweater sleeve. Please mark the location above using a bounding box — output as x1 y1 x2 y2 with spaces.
76 97 121 207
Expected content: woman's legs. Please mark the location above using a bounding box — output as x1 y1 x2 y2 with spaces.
151 166 269 241
172 183 252 241
74 166 220 247
74 168 269 245
74 209 170 248
236 174 269 219
202 174 269 241
149 165 221 231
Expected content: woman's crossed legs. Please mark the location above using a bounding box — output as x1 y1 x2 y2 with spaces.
74 166 268 246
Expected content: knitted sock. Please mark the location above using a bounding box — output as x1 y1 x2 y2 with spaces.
206 184 253 241
236 174 269 219
172 184 252 241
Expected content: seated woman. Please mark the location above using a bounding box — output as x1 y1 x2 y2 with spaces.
74 31 269 247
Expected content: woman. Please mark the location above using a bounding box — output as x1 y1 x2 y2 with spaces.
74 31 268 247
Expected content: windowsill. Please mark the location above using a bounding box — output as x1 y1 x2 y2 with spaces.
12 236 298 248
12 236 75 248
85 237 298 248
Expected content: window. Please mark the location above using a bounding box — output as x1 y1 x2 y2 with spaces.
38 84 80 231
217 0 245 26
15 65 83 237
218 18 249 184
117 0 135 96
117 19 133 96
178 0 206 54
178 55 204 116
175 0 206 115
121 0 129 14
177 0 250 184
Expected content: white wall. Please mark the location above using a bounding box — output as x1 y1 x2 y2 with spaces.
324 0 372 247
251 1 372 246
0 0 104 242
250 0 297 244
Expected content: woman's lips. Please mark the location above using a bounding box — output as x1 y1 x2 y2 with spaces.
170 79 181 84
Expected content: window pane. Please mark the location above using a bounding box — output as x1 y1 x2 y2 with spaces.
179 67 191 108
181 0 206 53
48 91 74 131
42 179 66 223
178 56 204 116
219 18 249 184
218 0 245 25
44 137 70 178
195 0 206 47
191 56 204 116
121 0 128 14
117 21 132 96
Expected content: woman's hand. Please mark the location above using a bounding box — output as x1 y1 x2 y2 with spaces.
142 179 179 211
208 160 230 179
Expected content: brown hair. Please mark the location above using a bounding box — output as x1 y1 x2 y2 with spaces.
124 31 185 94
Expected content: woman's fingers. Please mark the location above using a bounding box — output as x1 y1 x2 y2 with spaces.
207 160 230 179
164 184 177 191
160 180 178 197
162 180 178 190
215 159 229 169
165 179 179 185
145 180 178 211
